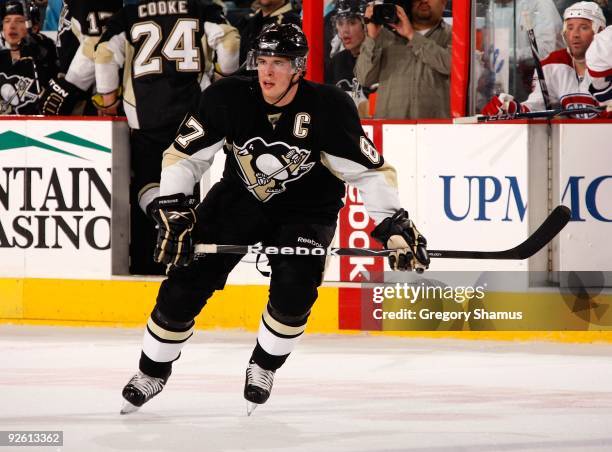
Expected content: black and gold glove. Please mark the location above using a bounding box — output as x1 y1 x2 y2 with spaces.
371 209 429 273
41 77 85 115
148 194 198 267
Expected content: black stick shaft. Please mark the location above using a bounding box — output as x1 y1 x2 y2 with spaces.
194 206 571 260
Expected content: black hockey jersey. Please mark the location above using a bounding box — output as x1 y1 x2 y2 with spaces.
160 77 401 223
95 0 239 130
0 36 58 115
326 49 372 109
57 0 123 88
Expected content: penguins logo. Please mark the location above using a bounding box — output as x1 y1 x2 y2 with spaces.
0 72 37 114
233 137 315 202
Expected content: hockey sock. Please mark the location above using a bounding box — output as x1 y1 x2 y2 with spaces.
140 307 194 379
251 304 307 371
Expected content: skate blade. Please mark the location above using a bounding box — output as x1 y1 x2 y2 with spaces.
120 400 140 415
246 401 258 416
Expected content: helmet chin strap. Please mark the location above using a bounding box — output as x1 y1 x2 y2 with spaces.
270 71 303 106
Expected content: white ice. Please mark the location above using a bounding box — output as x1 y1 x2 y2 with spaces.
2 325 612 452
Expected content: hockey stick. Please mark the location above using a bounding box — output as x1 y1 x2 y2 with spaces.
523 11 552 110
194 205 571 260
454 105 606 124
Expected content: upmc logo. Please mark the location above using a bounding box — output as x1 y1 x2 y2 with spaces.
440 175 526 222
562 176 612 222
441 175 612 223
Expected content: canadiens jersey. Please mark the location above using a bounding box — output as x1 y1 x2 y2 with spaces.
586 25 612 106
523 48 600 117
58 0 124 90
160 77 401 224
95 0 240 130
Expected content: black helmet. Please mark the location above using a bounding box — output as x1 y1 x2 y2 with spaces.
335 0 367 21
246 23 309 72
1 0 27 20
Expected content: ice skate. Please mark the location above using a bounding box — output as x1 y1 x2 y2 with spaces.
244 361 275 416
120 371 167 414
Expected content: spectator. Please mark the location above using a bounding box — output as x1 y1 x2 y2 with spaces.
0 0 57 114
482 1 606 117
355 0 452 119
325 0 370 116
237 0 301 64
492 0 564 101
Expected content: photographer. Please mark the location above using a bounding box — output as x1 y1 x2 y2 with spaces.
0 0 58 115
355 0 451 119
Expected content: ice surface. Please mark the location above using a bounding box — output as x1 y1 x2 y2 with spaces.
1 325 612 452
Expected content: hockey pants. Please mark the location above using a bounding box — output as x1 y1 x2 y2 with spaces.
138 181 336 379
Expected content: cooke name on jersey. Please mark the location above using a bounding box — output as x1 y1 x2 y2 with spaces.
137 1 189 18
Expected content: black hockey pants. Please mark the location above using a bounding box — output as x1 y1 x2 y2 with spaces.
140 180 336 378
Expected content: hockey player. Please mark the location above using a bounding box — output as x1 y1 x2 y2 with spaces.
325 0 371 117
94 0 240 275
119 23 429 416
0 0 58 114
586 24 612 113
482 1 606 118
40 0 123 115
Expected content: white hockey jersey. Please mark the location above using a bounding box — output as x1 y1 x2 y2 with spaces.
586 25 612 106
523 48 599 116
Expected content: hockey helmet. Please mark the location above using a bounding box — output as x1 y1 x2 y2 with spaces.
246 23 309 72
335 0 367 21
1 0 27 19
563 1 606 34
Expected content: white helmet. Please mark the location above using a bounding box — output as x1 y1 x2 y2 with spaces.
563 1 607 34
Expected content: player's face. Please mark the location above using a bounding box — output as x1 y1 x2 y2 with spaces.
336 17 365 53
3 14 27 47
564 18 595 59
257 55 299 105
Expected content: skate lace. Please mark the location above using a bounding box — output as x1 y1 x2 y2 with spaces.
129 371 165 397
246 363 275 390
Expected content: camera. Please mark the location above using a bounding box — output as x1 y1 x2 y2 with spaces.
366 0 414 26
369 1 399 25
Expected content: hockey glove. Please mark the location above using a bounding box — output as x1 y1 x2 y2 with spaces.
481 93 529 117
371 209 430 273
148 194 198 268
41 78 85 115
